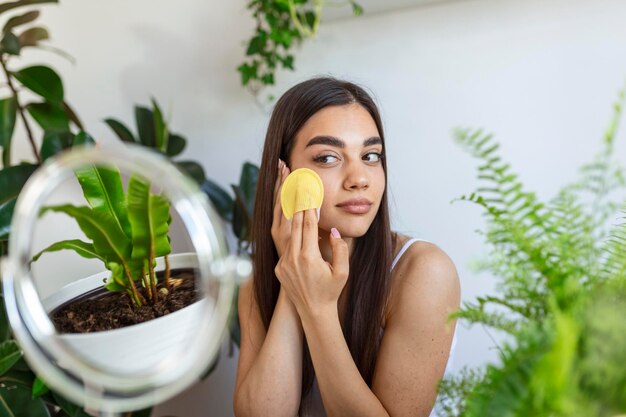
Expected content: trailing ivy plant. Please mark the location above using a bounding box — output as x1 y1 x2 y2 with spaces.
238 0 363 97
437 90 626 416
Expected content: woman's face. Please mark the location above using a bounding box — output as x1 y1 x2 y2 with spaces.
288 103 386 238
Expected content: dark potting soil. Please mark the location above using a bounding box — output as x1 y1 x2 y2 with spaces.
50 268 199 334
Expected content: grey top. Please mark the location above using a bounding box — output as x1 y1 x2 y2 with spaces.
301 238 458 417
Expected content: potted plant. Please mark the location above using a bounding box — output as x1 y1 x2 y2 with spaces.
436 89 626 416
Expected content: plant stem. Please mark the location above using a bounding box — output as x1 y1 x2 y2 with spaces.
0 56 41 164
123 263 145 306
164 254 171 291
149 249 158 303
141 265 152 300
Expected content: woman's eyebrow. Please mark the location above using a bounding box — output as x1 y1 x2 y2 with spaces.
305 135 382 148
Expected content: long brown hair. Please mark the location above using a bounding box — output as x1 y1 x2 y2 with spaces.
250 76 394 413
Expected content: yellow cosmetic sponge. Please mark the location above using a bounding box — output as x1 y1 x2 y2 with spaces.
280 168 324 220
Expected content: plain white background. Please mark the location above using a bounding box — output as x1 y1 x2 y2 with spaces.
9 0 626 415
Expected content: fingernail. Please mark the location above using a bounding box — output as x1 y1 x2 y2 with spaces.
331 227 340 238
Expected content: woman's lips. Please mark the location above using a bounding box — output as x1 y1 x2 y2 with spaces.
338 204 372 214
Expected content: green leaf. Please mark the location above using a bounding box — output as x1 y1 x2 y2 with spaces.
201 178 234 222
0 31 21 55
0 163 38 239
231 185 250 241
31 239 102 263
104 118 136 143
151 98 168 153
176 160 206 184
39 204 132 268
0 0 57 15
0 340 22 376
18 26 48 47
0 97 17 166
127 174 172 262
0 199 16 240
51 391 90 417
73 131 95 146
0 163 38 204
40 130 73 161
351 1 364 16
0 383 50 417
26 101 69 131
134 106 155 148
13 65 63 103
0 296 10 342
166 133 186 157
31 376 49 398
238 161 258 216
74 165 132 238
246 33 267 56
2 10 39 33
62 101 83 130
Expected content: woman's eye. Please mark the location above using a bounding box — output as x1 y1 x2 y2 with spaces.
363 152 383 163
313 154 338 164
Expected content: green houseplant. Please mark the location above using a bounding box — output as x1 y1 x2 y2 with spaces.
436 89 626 417
238 0 363 96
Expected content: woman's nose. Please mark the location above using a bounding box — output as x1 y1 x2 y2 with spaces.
343 163 369 190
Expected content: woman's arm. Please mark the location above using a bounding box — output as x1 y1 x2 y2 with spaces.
233 281 304 417
299 242 459 417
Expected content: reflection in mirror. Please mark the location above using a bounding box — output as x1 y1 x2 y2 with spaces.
28 163 212 376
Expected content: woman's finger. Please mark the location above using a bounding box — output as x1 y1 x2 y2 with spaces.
289 210 304 255
302 208 319 256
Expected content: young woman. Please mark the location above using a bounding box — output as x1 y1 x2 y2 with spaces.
234 77 460 417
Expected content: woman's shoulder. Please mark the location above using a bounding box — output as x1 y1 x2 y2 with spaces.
385 232 460 325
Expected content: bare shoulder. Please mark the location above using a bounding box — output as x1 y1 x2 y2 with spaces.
386 235 460 324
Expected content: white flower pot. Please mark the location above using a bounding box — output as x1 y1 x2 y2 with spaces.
41 253 210 375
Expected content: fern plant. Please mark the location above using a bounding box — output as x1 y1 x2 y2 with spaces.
438 89 626 417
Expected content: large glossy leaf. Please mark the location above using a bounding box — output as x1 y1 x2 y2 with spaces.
134 106 155 147
201 178 233 222
74 166 131 238
2 10 39 33
51 391 90 417
104 118 136 143
72 131 95 146
13 65 63 103
31 239 102 263
39 205 132 267
17 26 48 47
40 130 73 161
0 296 9 342
127 175 172 261
0 97 17 166
238 162 259 216
0 340 22 376
151 98 167 153
0 164 38 239
231 185 250 241
0 31 20 55
0 200 15 240
0 383 50 417
166 133 185 157
62 101 83 130
0 0 57 15
27 101 69 131
176 160 205 184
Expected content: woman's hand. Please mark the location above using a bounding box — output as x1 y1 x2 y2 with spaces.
274 208 350 318
271 159 291 257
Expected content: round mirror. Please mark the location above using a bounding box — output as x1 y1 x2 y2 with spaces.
1 143 250 414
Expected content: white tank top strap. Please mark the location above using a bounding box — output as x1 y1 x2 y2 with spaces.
390 237 430 271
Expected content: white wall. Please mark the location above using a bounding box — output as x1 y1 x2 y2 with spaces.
10 0 626 415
